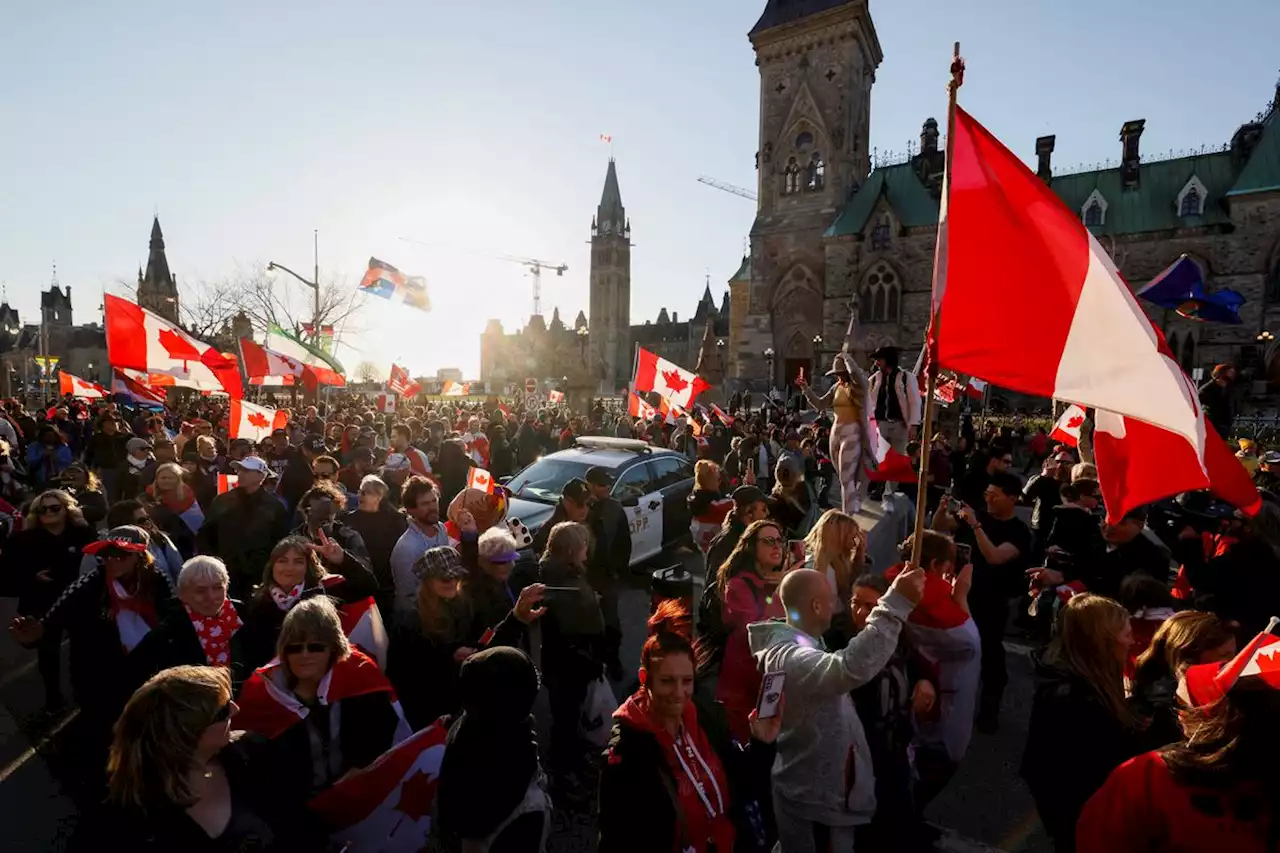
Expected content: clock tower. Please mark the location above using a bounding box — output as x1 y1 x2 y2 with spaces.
587 158 632 394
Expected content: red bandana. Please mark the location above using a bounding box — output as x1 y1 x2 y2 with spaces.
186 599 243 667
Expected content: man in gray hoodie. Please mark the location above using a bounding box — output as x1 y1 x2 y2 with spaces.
748 566 924 852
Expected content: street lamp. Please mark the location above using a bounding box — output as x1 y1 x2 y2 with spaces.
1257 330 1275 344
266 229 321 346
763 347 775 390
577 325 589 364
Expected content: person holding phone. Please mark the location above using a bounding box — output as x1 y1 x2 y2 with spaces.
599 631 782 853
291 482 372 575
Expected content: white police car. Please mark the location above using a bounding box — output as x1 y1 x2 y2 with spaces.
504 437 696 565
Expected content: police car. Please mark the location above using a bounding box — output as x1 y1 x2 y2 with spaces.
504 436 696 566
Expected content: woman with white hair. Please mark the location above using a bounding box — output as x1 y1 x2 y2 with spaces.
129 556 246 689
340 474 407 611
463 526 529 640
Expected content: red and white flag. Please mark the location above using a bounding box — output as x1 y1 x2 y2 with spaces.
934 375 959 404
466 467 495 494
866 417 917 483
709 403 734 427
547 389 565 404
105 294 242 398
963 378 987 400
1050 404 1087 447
338 597 390 670
1183 618 1279 707
387 364 422 398
229 400 288 442
216 473 238 494
376 393 397 414
239 337 306 383
440 380 469 397
628 392 656 420
309 720 448 853
633 347 710 409
935 107 1258 522
59 372 107 400
111 368 167 405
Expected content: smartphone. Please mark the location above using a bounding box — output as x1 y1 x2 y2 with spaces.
788 539 806 567
540 585 580 601
948 498 963 515
757 672 785 720
955 543 972 566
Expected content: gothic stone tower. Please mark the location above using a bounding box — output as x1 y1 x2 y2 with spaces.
137 216 180 323
588 159 632 394
742 0 881 387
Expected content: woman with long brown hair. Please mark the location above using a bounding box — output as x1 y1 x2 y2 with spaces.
1020 594 1143 851
74 665 323 852
714 518 789 743
1129 610 1236 749
804 509 868 646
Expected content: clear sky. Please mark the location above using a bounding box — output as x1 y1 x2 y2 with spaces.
2 0 1277 379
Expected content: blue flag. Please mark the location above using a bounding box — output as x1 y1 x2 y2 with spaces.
1135 255 1244 325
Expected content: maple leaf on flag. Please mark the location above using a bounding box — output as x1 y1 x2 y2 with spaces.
1066 415 1085 429
662 369 688 393
247 411 270 429
157 328 202 362
393 768 437 822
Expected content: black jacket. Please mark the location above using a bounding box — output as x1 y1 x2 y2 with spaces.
589 496 632 580
290 519 373 577
83 431 130 472
128 599 248 692
65 485 108 529
2 523 98 613
340 505 407 593
487 430 515 480
197 487 292 591
69 735 327 853
1070 531 1171 601
1177 535 1280 638
1020 653 1140 846
1044 504 1105 568
598 696 775 853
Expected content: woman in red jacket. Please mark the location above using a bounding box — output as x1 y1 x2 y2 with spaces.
713 519 788 742
1077 622 1280 852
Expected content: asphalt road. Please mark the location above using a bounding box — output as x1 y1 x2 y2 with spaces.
0 548 1052 853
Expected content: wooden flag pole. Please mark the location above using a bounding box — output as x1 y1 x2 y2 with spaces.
908 42 964 568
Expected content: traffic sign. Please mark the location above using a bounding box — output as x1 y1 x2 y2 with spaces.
524 377 537 393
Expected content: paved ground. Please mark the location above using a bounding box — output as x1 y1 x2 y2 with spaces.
0 513 1051 852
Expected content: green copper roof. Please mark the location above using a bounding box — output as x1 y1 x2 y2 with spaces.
599 158 624 219
1227 115 1280 197
825 164 940 237
750 0 850 35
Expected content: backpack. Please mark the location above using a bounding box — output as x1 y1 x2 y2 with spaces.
696 570 764 675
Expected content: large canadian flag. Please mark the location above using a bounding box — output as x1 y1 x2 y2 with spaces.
105 295 242 398
440 380 469 397
229 400 289 442
239 337 305 383
387 364 421 398
866 417 917 483
112 368 167 405
1050 404 1087 447
934 107 1258 522
633 347 710 409
308 720 448 853
59 372 107 400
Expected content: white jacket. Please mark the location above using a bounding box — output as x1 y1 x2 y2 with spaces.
868 368 922 427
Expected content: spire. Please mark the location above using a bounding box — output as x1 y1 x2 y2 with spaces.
596 158 626 235
140 216 178 322
150 215 165 251
549 306 565 331
693 272 718 323
574 309 587 330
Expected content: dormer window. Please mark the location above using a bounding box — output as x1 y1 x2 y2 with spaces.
1176 175 1208 218
871 216 891 250
1081 189 1108 227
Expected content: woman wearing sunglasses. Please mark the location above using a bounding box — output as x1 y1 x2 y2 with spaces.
2 489 96 712
238 534 378 672
74 665 325 852
234 597 407 810
713 518 790 743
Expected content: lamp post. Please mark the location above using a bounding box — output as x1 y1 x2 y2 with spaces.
266 228 321 346
764 347 775 392
577 325 589 365
1257 330 1275 344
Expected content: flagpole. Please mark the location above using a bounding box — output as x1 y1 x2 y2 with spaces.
909 42 964 569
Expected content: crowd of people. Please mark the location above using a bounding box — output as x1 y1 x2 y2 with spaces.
0 359 1276 852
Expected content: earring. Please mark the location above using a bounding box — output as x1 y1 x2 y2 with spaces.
638 668 648 686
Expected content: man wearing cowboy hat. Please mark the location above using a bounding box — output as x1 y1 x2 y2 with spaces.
867 345 922 453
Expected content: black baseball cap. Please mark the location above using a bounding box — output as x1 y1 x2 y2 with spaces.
302 434 327 454
562 478 592 504
731 485 767 506
584 466 614 488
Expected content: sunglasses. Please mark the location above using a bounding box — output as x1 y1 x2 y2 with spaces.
37 504 64 515
211 701 234 724
757 536 784 547
283 642 329 655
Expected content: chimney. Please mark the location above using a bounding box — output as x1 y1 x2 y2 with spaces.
672 312 679 324
920 118 940 154
1120 119 1145 188
1035 135 1056 182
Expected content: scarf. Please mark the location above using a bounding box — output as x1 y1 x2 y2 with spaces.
147 483 205 532
126 454 151 473
107 578 158 651
270 583 304 612
186 599 243 667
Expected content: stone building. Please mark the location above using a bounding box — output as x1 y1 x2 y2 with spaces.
0 281 108 396
480 161 732 395
137 216 181 323
735 0 1280 403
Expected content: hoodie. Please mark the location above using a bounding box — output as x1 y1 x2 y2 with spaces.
746 588 913 827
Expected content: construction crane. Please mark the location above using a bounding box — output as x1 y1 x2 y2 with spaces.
398 237 567 317
697 175 757 202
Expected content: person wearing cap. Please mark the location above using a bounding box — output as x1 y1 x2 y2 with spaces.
1253 449 1280 492
528 477 592 558
1078 619 1280 853
1197 362 1238 441
583 466 631 680
110 437 153 503
292 481 373 576
277 432 324 512
867 343 922 464
338 445 377 496
1023 451 1073 562
197 455 291 600
10 525 176 763
263 426 299 486
703 485 771 594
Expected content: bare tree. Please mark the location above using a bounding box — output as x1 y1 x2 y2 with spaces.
355 360 382 383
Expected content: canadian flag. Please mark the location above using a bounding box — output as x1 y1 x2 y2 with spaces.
935 107 1258 522
308 720 448 853
1050 404 1088 447
709 403 734 427
239 337 306 382
866 417 917 483
111 368 167 405
376 393 397 414
466 467 495 494
387 364 422 398
963 378 987 400
59 372 107 400
633 347 710 409
1182 618 1279 707
217 473 239 494
338 596 390 670
628 392 656 420
547 389 565 404
440 380 469 397
105 295 242 398
229 400 288 442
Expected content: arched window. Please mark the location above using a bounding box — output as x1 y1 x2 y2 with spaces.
1084 200 1104 227
1180 186 1201 218
795 131 814 151
806 154 825 191
860 262 901 323
783 158 800 195
1180 335 1196 372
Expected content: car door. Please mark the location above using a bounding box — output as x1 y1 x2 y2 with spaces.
612 460 661 564
648 455 696 547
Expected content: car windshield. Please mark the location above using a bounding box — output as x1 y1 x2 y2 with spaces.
506 458 597 504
